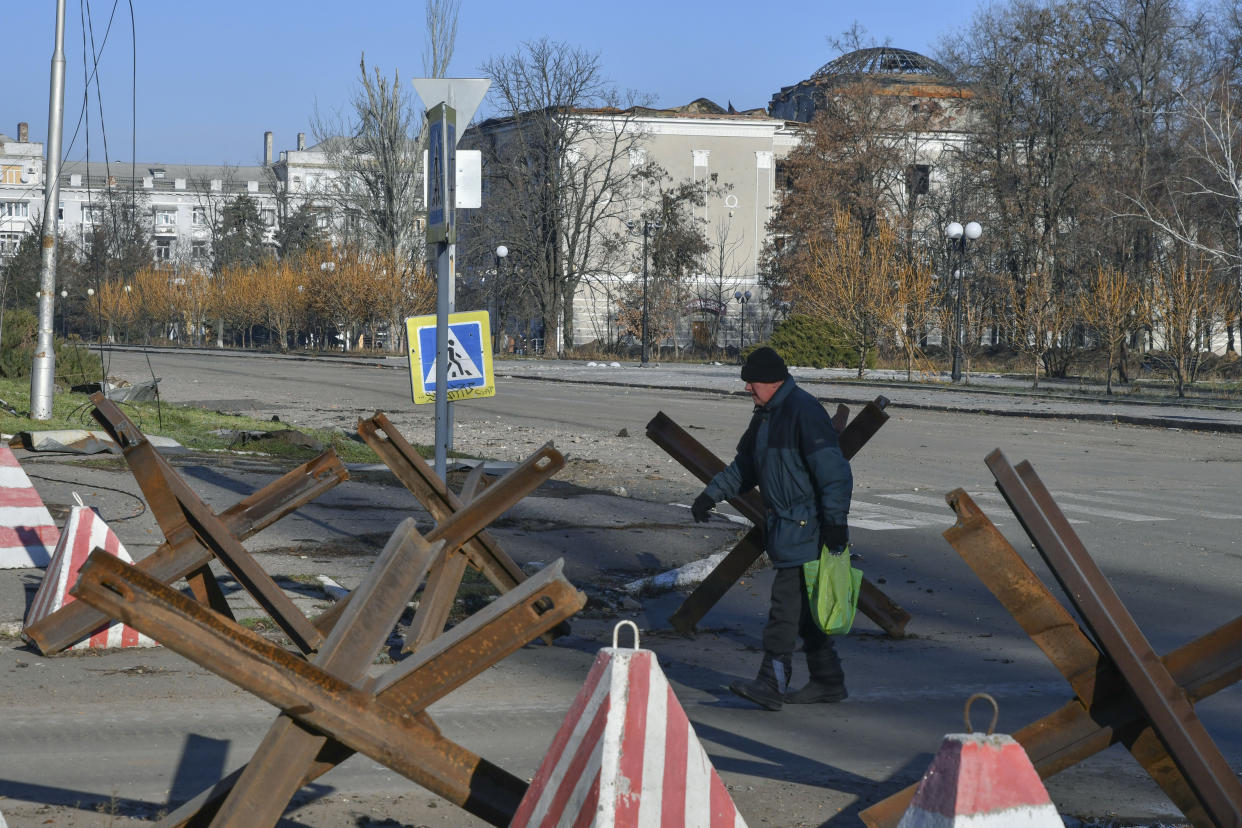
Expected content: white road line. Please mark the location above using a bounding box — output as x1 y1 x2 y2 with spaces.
1094 490 1242 519
850 499 950 531
1048 501 1172 522
873 492 1080 525
875 492 956 510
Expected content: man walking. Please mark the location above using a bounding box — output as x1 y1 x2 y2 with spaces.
691 347 852 710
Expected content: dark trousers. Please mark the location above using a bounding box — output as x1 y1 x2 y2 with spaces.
762 565 843 682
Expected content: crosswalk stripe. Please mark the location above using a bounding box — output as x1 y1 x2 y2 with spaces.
852 499 946 527
879 491 1073 523
1050 501 1172 522
968 491 1152 523
1094 490 1242 520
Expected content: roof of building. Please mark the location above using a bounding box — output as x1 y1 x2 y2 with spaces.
473 98 777 132
52 159 271 196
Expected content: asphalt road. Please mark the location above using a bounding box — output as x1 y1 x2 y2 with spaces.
1 349 1239 827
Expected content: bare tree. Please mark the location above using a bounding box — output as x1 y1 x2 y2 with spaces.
1078 264 1149 392
311 56 425 267
1128 73 1242 351
1150 251 1226 395
791 209 897 377
423 0 461 78
940 0 1112 378
698 213 748 356
1005 262 1076 388
474 39 651 355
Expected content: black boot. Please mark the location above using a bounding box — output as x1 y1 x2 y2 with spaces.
729 653 792 711
785 646 847 704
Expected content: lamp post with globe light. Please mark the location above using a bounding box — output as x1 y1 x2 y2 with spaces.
493 245 508 354
944 221 982 382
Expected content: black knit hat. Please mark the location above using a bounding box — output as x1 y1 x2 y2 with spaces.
740 347 789 383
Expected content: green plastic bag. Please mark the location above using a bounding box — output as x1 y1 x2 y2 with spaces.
802 544 863 635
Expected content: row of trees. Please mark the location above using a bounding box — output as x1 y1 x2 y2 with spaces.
89 247 433 352
764 0 1242 394
801 209 1227 396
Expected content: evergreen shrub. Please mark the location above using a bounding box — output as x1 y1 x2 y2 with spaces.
0 309 102 383
763 314 873 369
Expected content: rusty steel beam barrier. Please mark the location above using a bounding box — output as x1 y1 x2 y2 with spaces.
211 518 442 826
860 484 1242 828
358 412 528 592
309 440 565 639
74 395 561 658
73 549 585 827
90 393 326 652
990 451 1242 827
646 397 910 637
23 440 348 654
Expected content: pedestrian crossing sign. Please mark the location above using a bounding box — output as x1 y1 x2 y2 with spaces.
405 310 495 404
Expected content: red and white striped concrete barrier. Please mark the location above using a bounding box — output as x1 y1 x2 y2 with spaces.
0 446 58 568
512 621 747 828
23 496 156 650
896 731 1062 827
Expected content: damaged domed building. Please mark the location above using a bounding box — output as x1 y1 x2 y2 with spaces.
769 46 972 125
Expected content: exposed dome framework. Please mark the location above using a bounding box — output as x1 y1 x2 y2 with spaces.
812 47 953 82
768 47 966 123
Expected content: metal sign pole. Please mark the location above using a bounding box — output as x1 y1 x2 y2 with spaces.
432 105 456 480
412 78 490 480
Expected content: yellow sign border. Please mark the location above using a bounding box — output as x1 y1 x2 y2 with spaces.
406 310 494 404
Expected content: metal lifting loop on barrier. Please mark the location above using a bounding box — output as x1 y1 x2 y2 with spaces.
613 619 640 650
963 692 999 735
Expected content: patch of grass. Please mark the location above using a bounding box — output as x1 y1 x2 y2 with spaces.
0 376 386 463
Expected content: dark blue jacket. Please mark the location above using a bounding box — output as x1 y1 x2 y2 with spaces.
704 378 852 568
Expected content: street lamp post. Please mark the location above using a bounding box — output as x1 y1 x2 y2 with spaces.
493 245 508 354
944 220 982 383
734 289 751 359
627 220 661 365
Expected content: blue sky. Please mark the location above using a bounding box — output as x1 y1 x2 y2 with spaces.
7 1 990 166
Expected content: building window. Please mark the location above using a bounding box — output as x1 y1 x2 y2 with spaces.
2 202 30 218
84 205 104 225
316 211 330 229
154 238 172 260
192 206 207 226
774 161 794 191
905 164 930 196
2 166 21 185
261 207 276 227
191 240 209 261
0 232 22 256
155 208 177 226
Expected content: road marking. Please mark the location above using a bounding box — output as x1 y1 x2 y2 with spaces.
876 491 1083 525
850 499 950 531
1095 490 1242 520
1046 499 1172 522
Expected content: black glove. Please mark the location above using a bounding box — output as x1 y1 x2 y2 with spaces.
691 493 715 523
820 522 849 552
